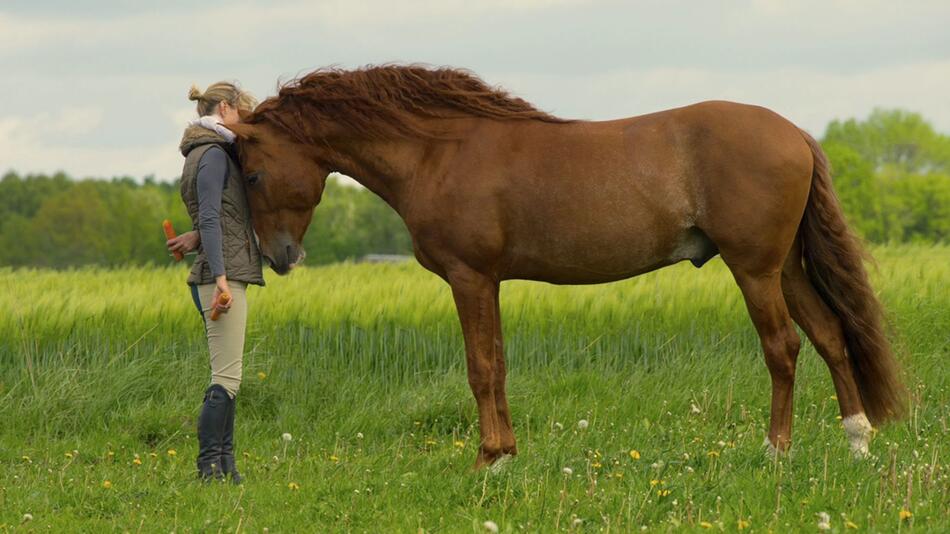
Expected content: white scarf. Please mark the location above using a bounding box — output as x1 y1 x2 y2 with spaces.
189 114 236 143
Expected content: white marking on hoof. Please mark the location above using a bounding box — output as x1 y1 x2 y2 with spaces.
489 454 513 474
842 413 872 458
764 436 780 458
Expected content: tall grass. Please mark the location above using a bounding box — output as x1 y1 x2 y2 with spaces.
0 245 946 531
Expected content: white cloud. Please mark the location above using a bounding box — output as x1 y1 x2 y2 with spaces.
497 59 950 135
0 0 947 181
0 107 179 179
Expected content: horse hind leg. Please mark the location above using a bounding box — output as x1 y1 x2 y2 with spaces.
781 240 872 457
717 240 802 454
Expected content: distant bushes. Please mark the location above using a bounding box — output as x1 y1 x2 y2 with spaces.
0 174 412 268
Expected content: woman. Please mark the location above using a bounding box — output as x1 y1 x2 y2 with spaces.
166 81 264 483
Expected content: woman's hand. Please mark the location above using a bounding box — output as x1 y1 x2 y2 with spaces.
212 275 232 315
167 230 200 255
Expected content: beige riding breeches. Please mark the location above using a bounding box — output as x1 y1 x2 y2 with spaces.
193 281 248 398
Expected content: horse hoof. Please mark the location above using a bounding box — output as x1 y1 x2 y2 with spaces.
763 436 790 459
843 413 872 459
489 454 513 474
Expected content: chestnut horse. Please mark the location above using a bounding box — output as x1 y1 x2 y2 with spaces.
225 65 905 468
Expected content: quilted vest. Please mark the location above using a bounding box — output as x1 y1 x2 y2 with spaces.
178 125 265 286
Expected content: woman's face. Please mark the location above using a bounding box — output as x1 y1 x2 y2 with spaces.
218 101 241 125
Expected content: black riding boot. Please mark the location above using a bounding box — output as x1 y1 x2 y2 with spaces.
219 394 243 484
196 384 230 481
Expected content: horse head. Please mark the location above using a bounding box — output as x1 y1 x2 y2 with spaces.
224 121 329 275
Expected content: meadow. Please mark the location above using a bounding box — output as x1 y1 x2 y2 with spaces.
0 245 947 532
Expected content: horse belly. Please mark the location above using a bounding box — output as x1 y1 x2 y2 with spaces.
503 207 711 284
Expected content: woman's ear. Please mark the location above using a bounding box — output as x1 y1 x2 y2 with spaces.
223 123 257 141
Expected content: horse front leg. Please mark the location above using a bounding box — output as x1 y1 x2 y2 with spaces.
448 266 514 469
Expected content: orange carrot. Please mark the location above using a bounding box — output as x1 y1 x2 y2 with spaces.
162 219 183 261
210 292 231 321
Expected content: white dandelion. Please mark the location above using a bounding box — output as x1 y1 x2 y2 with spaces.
281 432 293 442
577 419 589 430
817 512 831 531
562 466 574 476
483 520 499 533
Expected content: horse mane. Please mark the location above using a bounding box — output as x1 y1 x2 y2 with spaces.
247 64 573 142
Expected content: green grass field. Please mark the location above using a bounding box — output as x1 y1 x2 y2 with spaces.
0 245 947 532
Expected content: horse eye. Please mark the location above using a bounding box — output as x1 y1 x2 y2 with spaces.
247 172 261 185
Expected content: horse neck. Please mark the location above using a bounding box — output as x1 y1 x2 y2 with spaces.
319 135 449 216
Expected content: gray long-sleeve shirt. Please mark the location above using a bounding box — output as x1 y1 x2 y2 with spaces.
196 146 229 278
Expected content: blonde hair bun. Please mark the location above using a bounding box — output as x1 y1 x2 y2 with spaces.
188 85 204 101
190 80 257 116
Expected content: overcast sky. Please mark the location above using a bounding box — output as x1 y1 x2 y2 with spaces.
1 0 948 181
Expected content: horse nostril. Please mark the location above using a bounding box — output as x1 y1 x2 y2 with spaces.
286 244 294 263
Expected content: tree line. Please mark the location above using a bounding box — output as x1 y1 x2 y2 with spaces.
0 109 947 269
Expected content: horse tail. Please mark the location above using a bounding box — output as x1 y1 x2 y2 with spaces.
797 129 907 425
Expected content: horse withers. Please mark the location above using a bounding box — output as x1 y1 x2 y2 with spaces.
224 66 905 468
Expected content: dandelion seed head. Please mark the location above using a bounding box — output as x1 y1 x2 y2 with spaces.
577 419 589 430
281 432 293 442
23 513 33 522
562 467 573 476
483 520 499 533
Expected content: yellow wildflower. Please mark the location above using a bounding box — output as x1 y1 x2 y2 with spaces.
830 395 837 400
454 440 465 448
132 455 142 466
899 509 912 520
288 482 300 490
657 489 671 497
257 371 267 381
149 452 158 459
845 520 858 529
629 449 641 460
738 519 750 530
650 479 660 486
329 455 340 463
21 455 31 463
699 521 713 529
707 450 720 458
592 461 602 469
102 480 112 489
64 452 74 459
167 449 177 457
425 438 437 446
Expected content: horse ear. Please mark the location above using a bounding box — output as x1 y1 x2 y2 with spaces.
224 122 257 141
